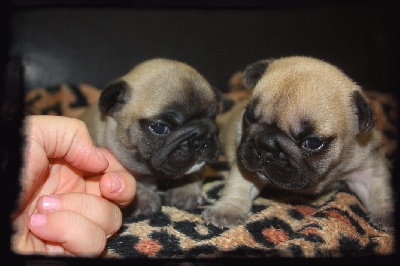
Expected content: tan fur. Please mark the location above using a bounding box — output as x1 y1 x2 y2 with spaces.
120 58 215 120
80 58 220 218
202 56 394 231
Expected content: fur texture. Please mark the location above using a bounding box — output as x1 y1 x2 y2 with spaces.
80 58 220 218
202 56 394 231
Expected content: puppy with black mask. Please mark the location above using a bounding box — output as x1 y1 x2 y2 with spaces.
202 56 394 232
80 58 220 218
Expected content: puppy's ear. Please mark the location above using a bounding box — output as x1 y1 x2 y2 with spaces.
243 59 274 89
99 80 130 116
352 90 376 132
210 84 223 104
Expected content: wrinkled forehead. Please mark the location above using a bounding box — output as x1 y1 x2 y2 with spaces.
250 69 356 135
122 73 216 119
254 58 356 107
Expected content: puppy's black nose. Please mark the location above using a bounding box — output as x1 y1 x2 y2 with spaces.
192 138 203 148
254 135 286 163
254 147 279 163
177 137 206 156
177 140 190 156
192 137 208 155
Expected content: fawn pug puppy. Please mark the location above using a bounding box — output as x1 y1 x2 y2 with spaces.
202 56 394 231
81 58 220 218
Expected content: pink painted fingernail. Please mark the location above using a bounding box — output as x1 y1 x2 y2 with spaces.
42 195 61 211
30 213 47 227
110 174 123 193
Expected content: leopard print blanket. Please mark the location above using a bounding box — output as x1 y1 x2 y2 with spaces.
24 75 397 258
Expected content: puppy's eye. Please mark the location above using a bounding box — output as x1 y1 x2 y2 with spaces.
149 123 170 135
302 137 324 151
244 109 255 122
244 108 259 124
243 98 260 124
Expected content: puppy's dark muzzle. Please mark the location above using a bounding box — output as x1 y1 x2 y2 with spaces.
253 137 286 164
243 125 289 167
173 132 207 160
239 125 310 190
151 119 219 176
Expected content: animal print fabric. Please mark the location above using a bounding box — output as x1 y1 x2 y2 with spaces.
24 78 397 258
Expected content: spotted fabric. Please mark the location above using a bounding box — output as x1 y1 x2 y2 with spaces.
24 78 397 258
101 161 394 258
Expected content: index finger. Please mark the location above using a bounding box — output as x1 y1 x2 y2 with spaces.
98 148 128 172
25 115 109 173
83 148 128 179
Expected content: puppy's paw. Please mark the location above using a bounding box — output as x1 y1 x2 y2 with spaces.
202 203 248 229
122 186 162 218
164 183 204 210
369 208 394 232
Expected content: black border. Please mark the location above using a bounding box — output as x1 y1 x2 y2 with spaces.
3 0 399 264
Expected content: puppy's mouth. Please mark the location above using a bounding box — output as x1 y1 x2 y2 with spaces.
150 121 219 177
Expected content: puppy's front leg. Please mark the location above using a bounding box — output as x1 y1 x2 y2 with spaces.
202 162 265 228
122 182 162 218
345 160 394 232
164 174 205 210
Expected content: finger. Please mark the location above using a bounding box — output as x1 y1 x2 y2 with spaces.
85 171 136 207
36 193 122 237
28 211 106 257
84 148 136 207
97 148 128 172
24 115 109 173
83 148 127 179
98 171 137 208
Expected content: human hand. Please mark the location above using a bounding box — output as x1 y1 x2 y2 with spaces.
11 115 136 257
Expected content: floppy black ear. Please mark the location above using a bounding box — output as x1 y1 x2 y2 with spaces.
243 59 274 89
98 80 130 116
352 90 376 132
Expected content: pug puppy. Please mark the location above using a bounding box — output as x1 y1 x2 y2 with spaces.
202 56 394 232
80 58 220 218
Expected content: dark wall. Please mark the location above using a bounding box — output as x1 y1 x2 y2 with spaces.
8 2 399 93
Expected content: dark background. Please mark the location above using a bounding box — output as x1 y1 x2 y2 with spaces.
3 0 399 263
7 0 399 93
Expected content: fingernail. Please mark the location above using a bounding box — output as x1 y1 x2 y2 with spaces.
95 148 106 160
46 244 65 255
30 213 47 227
42 195 61 211
110 174 123 193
